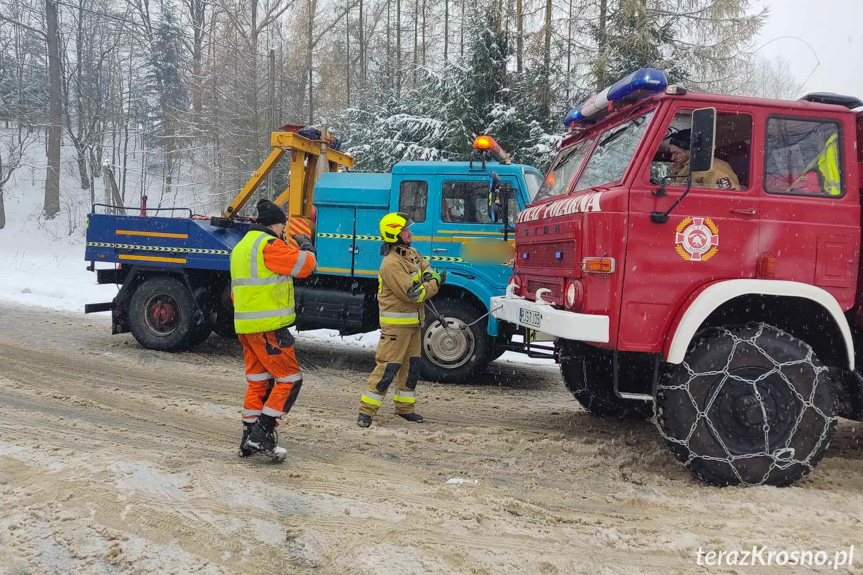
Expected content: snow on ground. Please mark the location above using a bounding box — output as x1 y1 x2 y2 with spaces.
0 137 550 366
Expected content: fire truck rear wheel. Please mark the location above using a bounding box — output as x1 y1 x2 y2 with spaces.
656 323 838 487
560 342 653 419
420 298 494 384
129 276 209 352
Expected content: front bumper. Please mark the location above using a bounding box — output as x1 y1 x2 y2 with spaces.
490 289 609 343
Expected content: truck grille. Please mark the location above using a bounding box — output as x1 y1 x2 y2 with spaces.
526 277 563 304
519 240 577 269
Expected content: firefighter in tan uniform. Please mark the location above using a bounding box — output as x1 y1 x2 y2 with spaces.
667 129 740 190
357 212 443 428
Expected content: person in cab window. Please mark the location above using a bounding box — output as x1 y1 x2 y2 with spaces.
666 129 740 190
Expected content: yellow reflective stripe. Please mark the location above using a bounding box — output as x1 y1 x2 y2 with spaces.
393 391 416 404
361 392 384 406
415 286 426 302
818 133 841 195
116 229 188 239
381 311 419 319
380 315 420 325
118 254 187 264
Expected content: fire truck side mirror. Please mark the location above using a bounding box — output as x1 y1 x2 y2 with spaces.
689 107 717 174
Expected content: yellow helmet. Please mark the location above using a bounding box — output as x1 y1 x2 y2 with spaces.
380 212 414 243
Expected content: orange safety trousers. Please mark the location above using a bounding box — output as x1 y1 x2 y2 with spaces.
239 327 303 423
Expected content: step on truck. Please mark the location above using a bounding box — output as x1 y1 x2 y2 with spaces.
85 128 543 383
491 68 863 486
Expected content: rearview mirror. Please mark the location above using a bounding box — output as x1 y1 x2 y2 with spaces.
487 171 505 223
489 170 502 192
689 107 716 173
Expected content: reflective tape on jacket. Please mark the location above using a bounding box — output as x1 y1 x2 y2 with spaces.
361 391 385 406
231 275 292 288
818 133 841 196
379 311 420 325
290 250 311 276
234 307 296 320
393 390 416 404
230 229 296 334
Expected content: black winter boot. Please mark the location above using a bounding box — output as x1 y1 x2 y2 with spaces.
239 422 254 457
357 413 372 428
398 413 424 423
242 415 287 461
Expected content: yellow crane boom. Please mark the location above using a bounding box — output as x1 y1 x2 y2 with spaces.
222 130 354 238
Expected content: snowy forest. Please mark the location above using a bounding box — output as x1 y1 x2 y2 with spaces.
0 0 802 231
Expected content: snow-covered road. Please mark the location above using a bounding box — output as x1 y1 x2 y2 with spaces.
1 302 862 574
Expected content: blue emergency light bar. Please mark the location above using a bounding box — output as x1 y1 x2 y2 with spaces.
563 68 668 129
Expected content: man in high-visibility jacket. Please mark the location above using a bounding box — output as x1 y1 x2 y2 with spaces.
357 212 443 428
231 199 317 460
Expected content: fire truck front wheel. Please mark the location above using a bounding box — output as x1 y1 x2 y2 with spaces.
128 276 210 352
559 342 653 419
656 323 838 487
420 299 494 383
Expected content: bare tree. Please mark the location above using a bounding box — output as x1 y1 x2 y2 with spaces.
0 124 37 229
742 55 800 101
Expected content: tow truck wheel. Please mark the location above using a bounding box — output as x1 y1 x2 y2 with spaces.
420 299 494 384
212 285 236 339
656 323 838 487
560 342 653 419
129 276 209 352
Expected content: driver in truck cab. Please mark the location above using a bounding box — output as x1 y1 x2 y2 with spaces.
665 129 740 190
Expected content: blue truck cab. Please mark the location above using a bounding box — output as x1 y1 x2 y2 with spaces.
85 158 542 383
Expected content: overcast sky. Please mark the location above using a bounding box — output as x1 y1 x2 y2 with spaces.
753 0 863 100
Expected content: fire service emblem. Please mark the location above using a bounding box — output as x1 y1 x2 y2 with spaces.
675 217 719 261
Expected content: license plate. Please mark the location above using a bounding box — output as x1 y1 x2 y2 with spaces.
519 308 542 328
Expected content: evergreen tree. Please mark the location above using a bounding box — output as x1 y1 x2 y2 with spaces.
335 9 559 173
148 4 188 201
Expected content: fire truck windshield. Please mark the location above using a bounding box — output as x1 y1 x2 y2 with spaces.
573 111 654 192
534 137 595 201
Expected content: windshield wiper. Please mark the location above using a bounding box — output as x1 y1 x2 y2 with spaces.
598 116 644 147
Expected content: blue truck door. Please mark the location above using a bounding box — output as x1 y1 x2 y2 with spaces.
392 177 433 258
315 207 356 277
352 207 388 279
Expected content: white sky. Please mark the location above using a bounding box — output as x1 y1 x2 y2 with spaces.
753 0 863 99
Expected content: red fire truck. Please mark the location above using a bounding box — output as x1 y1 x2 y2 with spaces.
492 68 863 486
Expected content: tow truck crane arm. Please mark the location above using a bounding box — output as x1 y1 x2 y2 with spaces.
222 130 354 237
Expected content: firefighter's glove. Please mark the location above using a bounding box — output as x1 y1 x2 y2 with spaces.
292 234 316 255
407 282 426 302
423 269 446 286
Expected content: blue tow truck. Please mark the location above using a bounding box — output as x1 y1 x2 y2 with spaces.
85 130 543 383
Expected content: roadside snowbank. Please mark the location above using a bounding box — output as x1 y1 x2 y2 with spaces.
0 194 548 366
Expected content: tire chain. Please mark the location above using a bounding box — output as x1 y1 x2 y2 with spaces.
654 323 837 486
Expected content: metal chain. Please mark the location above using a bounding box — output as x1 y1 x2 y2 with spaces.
653 324 837 486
